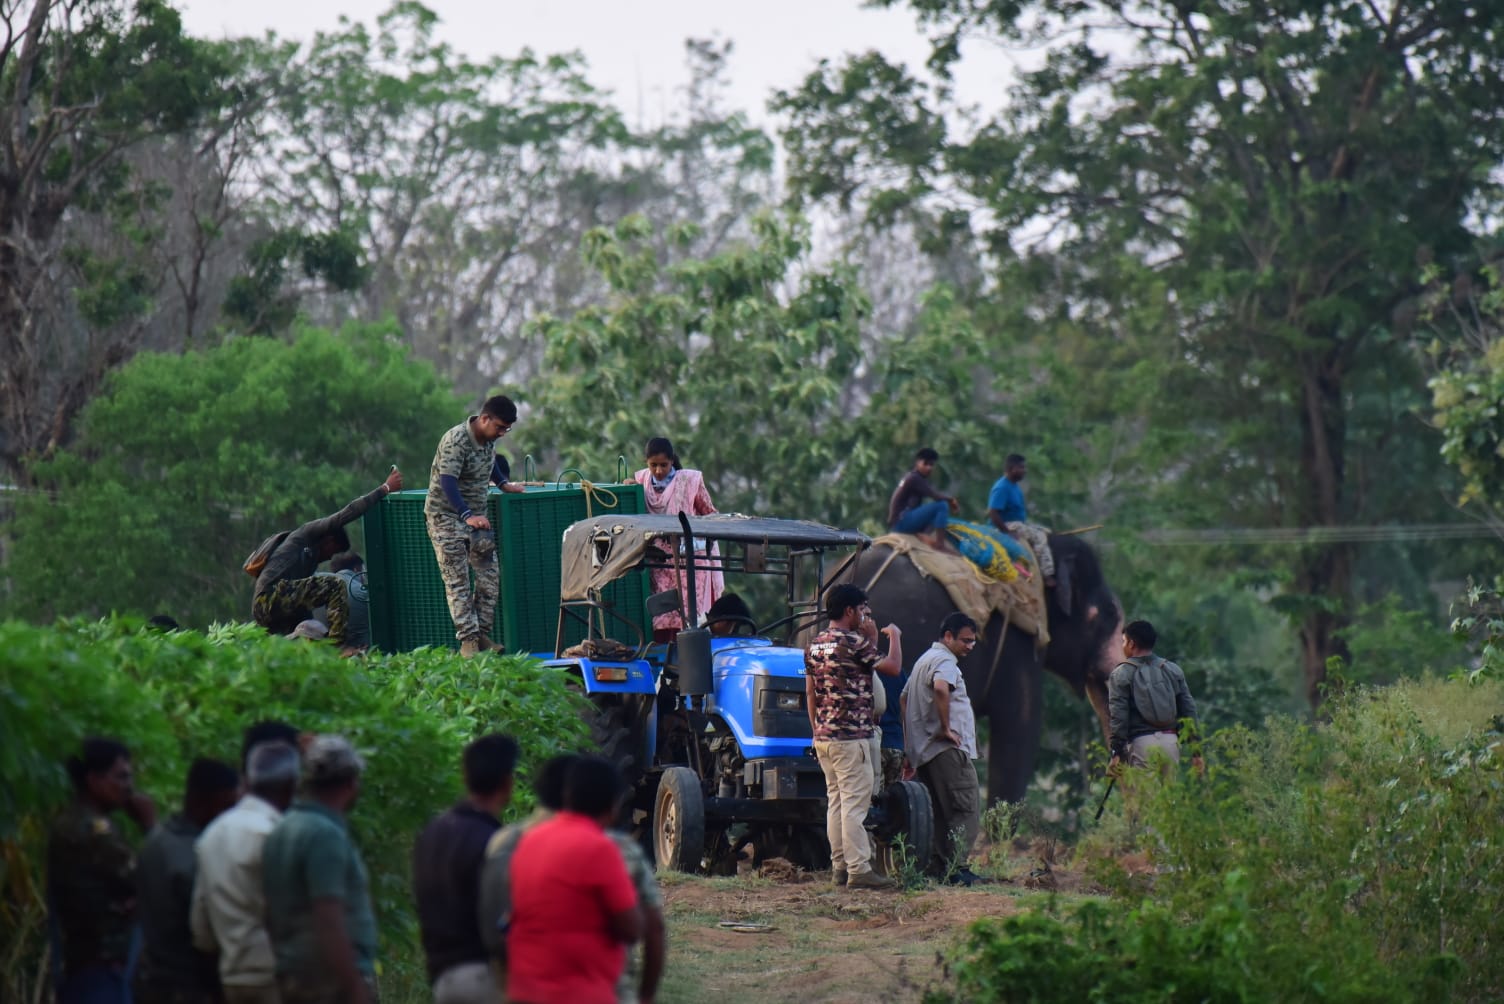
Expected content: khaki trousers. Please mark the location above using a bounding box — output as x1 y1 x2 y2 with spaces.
1128 732 1180 770
815 738 876 876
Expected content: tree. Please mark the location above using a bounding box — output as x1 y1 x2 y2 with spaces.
0 0 231 484
1 324 461 625
242 2 629 395
528 213 872 520
776 0 1504 705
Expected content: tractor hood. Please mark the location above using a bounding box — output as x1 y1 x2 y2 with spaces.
712 641 807 680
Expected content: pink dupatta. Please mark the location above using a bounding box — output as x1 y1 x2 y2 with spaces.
632 467 725 631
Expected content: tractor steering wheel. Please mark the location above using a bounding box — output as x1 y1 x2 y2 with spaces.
710 614 761 638
759 609 827 646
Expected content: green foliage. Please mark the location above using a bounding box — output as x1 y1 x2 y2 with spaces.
779 0 1504 705
1425 261 1504 509
222 227 368 335
931 874 1457 1004
3 324 462 625
0 617 591 1001
1448 575 1504 683
0 0 237 480
1334 595 1467 686
530 212 874 523
1007 677 1504 1003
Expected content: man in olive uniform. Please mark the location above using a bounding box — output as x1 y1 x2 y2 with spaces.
425 395 524 657
48 737 158 1004
252 468 402 646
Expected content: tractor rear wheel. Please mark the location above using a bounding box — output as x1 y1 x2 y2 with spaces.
653 766 706 874
873 779 934 880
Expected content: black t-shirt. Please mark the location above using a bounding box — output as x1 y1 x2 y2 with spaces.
412 802 501 980
887 470 943 526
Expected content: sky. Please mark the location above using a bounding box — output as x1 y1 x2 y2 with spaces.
175 0 1016 128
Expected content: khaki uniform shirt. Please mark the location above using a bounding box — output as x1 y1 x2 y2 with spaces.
902 642 978 768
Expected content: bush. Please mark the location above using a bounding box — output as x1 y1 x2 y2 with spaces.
938 677 1502 1002
2 323 462 626
0 618 591 1001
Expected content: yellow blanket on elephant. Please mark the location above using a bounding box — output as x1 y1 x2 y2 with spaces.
872 534 1050 647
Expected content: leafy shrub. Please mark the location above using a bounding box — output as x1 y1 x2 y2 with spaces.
929 874 1454 1003
939 677 1502 1002
0 618 591 1001
2 322 462 626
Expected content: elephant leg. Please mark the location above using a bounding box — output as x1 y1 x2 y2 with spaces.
1084 675 1111 751
983 626 1044 805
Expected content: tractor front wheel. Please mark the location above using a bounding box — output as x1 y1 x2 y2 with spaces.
653 766 706 874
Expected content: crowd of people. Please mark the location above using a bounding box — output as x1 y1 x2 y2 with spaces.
46 727 662 1004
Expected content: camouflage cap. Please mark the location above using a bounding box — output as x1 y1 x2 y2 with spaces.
302 734 365 784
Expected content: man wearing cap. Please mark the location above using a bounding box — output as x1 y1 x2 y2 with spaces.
425 395 525 658
192 741 301 1004
262 736 377 1004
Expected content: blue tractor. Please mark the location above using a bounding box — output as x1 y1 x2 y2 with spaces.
546 512 935 874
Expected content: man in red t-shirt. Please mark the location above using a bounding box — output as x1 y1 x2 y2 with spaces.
506 756 642 1004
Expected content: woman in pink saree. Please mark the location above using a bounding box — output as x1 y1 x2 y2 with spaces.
633 436 725 641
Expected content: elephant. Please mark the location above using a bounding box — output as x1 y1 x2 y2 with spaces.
852 534 1122 804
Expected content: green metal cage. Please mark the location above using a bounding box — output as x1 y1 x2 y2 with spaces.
364 482 648 655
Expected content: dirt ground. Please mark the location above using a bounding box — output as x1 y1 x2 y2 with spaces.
654 847 1104 1004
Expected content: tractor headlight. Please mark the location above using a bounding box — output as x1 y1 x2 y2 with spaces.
776 692 804 711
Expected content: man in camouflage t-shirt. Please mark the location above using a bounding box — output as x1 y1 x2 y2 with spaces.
425 395 525 656
805 584 902 890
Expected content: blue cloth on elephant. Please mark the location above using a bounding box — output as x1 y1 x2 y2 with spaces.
946 520 1028 583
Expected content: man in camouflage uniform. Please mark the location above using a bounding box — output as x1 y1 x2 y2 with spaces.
613 831 665 1004
805 584 902 891
425 395 524 657
49 737 158 1004
252 468 403 646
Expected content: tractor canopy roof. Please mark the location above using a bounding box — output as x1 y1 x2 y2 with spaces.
560 513 870 601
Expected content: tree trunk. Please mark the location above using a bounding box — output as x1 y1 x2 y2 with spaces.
1293 352 1354 707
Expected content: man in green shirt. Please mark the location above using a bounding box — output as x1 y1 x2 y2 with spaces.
262 736 377 1004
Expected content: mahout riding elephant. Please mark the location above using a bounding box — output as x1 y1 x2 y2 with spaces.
854 535 1121 804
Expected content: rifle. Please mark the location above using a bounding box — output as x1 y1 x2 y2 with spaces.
1093 777 1116 822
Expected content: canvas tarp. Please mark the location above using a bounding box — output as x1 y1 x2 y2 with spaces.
870 533 1050 646
560 513 869 601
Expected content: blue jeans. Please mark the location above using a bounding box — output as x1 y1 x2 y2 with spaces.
58 966 133 1004
893 500 949 535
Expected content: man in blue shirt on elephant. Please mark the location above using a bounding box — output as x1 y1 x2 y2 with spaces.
987 454 1056 588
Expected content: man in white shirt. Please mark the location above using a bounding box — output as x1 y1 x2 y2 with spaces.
191 741 300 1004
900 611 983 886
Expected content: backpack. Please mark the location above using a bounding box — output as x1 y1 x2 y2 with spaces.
243 530 292 578
1127 656 1181 729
